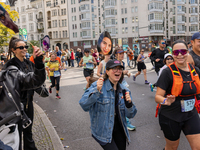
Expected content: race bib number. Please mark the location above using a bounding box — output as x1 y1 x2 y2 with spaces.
181 99 195 112
86 63 94 69
54 71 61 77
122 79 129 88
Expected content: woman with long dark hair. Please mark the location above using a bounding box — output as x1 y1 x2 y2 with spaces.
79 59 137 150
4 37 45 150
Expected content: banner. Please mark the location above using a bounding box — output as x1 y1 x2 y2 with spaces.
0 4 19 33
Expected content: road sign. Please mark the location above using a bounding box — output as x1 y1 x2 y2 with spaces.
22 28 27 35
19 29 22 35
23 35 28 41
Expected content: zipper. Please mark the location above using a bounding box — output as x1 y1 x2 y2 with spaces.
118 103 129 143
3 81 22 119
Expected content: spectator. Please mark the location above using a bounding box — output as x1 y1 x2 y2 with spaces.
56 46 62 58
70 49 75 67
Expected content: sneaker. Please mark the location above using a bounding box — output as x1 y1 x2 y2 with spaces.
56 95 61 99
49 87 52 93
64 68 67 71
133 76 136 81
149 83 154 92
127 122 136 131
145 80 150 84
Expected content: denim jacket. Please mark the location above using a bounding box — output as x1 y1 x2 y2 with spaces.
79 79 137 143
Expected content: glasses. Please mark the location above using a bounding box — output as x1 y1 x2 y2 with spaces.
172 49 187 56
85 51 89 53
161 42 165 45
141 51 144 52
112 67 123 73
166 58 173 60
15 46 29 50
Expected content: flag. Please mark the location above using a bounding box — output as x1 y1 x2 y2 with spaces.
0 4 19 33
42 35 50 52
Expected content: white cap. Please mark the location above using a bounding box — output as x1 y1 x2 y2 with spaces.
164 53 172 59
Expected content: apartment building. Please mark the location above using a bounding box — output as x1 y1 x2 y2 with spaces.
44 0 69 50
11 0 46 43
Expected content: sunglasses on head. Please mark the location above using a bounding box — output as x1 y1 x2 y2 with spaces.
161 42 165 44
172 49 187 56
15 46 29 50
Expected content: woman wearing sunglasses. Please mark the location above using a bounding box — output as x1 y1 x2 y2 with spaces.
155 40 200 150
4 37 45 150
79 59 137 150
79 49 97 89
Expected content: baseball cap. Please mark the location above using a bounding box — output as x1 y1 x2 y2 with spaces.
191 32 200 40
164 53 172 59
106 59 124 70
134 45 137 47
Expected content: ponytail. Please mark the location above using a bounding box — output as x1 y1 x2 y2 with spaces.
6 37 23 62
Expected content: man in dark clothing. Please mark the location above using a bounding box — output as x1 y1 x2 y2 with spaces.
75 48 83 67
150 39 168 75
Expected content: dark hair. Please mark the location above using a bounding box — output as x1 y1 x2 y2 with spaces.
103 69 124 84
172 40 188 50
7 37 24 62
97 31 113 55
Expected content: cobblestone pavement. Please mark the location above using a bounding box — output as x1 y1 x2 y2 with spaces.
32 107 54 150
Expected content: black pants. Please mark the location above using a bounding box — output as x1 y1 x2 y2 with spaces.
50 76 60 91
18 94 37 150
134 56 138 67
67 59 71 66
100 129 126 150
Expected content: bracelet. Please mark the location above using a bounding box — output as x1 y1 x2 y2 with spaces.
160 98 166 105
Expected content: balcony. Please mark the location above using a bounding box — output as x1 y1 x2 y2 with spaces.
190 21 198 25
104 1 115 9
150 29 163 33
81 9 90 13
177 30 185 34
83 45 91 49
37 18 43 22
105 24 115 28
190 12 198 16
110 33 116 37
82 35 91 39
191 30 198 34
82 27 91 30
177 11 185 15
37 28 44 33
48 26 51 29
177 1 185 5
177 20 185 24
47 17 51 20
105 14 115 18
149 19 163 23
149 8 163 12
190 3 198 7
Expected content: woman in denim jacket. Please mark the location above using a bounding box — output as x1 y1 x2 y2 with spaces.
79 59 137 150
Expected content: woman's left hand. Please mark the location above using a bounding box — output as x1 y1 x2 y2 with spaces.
125 92 131 103
32 46 44 58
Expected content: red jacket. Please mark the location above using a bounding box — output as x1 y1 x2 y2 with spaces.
71 52 75 60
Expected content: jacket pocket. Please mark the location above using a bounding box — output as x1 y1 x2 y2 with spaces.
96 98 110 112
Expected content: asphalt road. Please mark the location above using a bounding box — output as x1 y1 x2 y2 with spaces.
34 59 191 150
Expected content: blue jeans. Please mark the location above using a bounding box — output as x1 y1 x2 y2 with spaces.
71 60 74 67
127 56 129 66
77 58 81 67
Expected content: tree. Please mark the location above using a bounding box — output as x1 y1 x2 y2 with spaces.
0 3 19 50
27 40 40 54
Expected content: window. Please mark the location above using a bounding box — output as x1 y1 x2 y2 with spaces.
132 17 134 23
28 13 33 21
81 13 90 20
91 5 94 12
73 41 78 46
125 27 128 33
61 0 65 4
63 30 67 38
122 18 124 24
121 0 123 4
105 19 115 25
125 18 127 23
121 8 123 14
29 23 34 31
22 15 26 23
131 7 134 13
132 27 135 32
73 32 77 38
82 30 91 37
136 26 138 32
72 8 73 13
177 25 185 31
62 19 67 27
53 0 58 5
122 27 124 34
125 8 127 14
135 6 138 12
52 10 57 16
21 6 25 12
105 9 115 16
136 16 138 22
30 34 34 40
74 7 76 12
56 31 58 38
93 31 95 38
80 4 90 11
46 1 51 7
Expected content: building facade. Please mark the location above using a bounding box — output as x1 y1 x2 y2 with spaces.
11 0 46 44
44 0 69 51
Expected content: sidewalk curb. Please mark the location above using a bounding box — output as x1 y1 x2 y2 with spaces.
33 102 64 150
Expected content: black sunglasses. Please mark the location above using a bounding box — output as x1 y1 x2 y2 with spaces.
15 46 29 50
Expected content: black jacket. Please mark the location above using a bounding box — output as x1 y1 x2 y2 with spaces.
0 56 45 124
